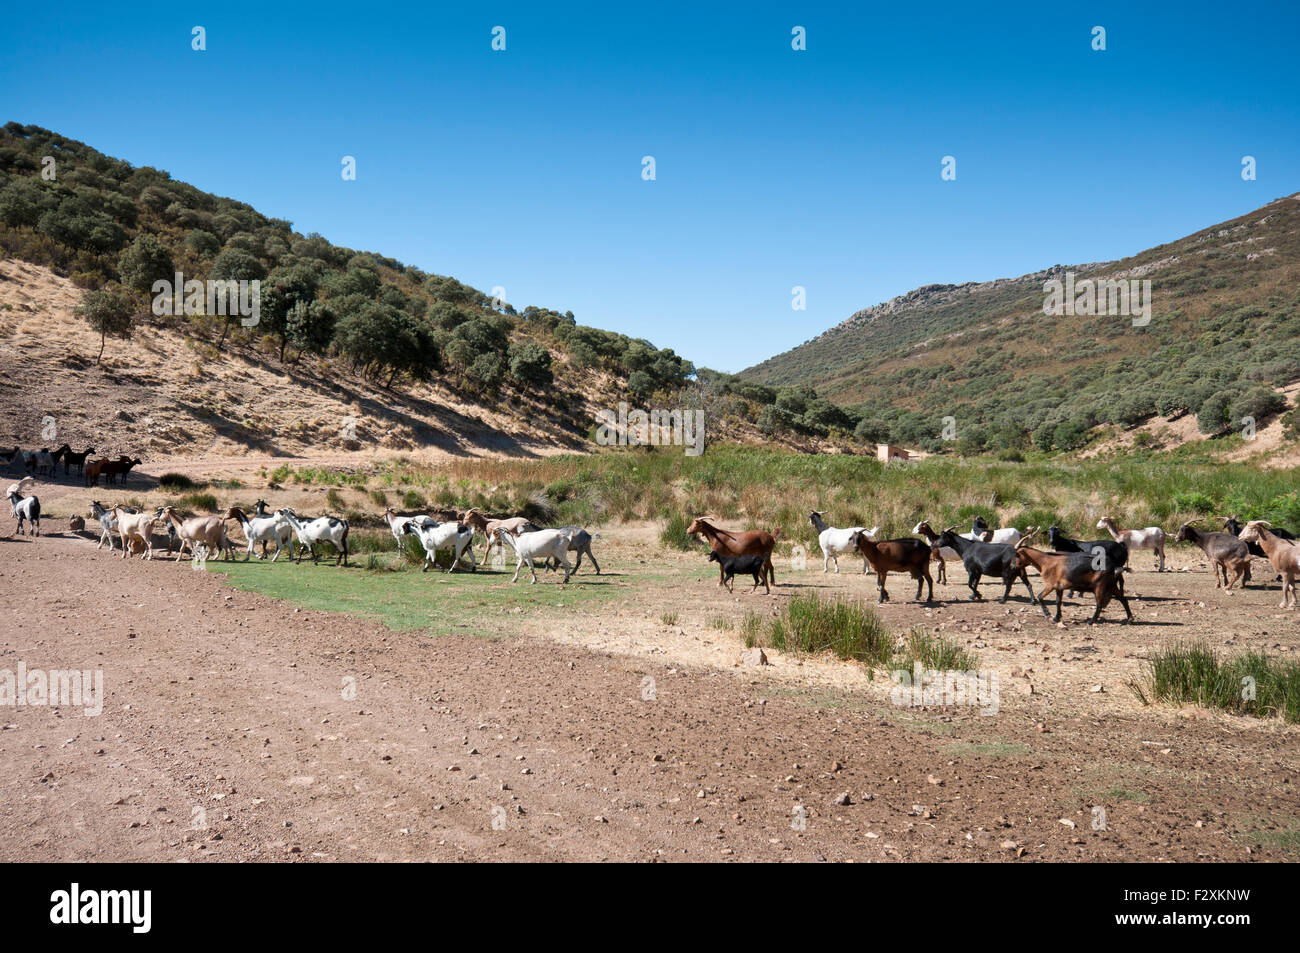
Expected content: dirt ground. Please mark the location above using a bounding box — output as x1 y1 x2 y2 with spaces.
2 460 1298 863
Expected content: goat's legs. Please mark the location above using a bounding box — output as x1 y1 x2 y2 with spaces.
1019 569 1038 604
876 571 890 604
966 571 983 600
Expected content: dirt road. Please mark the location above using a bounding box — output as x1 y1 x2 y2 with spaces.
1 532 1296 862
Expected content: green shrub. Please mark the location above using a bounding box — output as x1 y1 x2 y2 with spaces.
1130 642 1300 723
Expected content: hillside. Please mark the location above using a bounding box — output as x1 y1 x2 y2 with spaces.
742 194 1300 457
0 122 853 459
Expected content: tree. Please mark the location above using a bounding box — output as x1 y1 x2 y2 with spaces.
75 290 133 364
209 248 267 349
1197 390 1235 435
184 228 221 258
117 234 174 298
508 342 553 390
260 264 319 361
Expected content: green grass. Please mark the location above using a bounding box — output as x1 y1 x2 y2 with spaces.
1130 642 1300 723
204 555 620 636
742 591 894 665
893 628 979 671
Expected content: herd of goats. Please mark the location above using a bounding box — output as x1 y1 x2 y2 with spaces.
4 447 1300 620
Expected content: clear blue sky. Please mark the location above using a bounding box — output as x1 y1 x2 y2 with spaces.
3 1 1297 373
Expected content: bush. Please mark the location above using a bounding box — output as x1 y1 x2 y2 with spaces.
659 512 696 551
158 472 199 491
1130 642 1300 723
743 592 894 665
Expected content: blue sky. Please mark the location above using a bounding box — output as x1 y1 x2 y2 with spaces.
3 1 1298 373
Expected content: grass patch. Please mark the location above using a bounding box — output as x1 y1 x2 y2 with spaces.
892 628 979 671
204 557 619 635
1130 642 1300 723
158 472 201 491
175 491 219 513
660 611 679 626
659 512 696 551
742 591 894 665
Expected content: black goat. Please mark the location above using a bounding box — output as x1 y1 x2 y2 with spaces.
707 551 770 594
934 526 1038 603
1047 525 1129 595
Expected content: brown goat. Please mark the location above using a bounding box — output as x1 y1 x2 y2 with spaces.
1239 520 1300 609
851 531 934 604
1175 522 1251 589
687 517 779 588
1014 545 1132 624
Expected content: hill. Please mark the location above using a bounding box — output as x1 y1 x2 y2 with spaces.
2 122 801 460
742 195 1300 457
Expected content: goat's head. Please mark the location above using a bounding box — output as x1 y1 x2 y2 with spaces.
1096 516 1115 529
706 551 721 564
1238 520 1272 543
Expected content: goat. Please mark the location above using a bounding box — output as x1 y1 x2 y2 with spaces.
402 519 476 573
971 516 1023 546
542 526 602 575
493 527 573 584
1046 525 1128 596
6 478 41 536
111 506 158 559
912 519 972 585
687 517 779 589
1238 521 1300 609
933 525 1039 603
90 500 122 549
1013 544 1132 624
383 507 436 552
224 506 291 562
1224 515 1293 583
102 456 143 484
1097 516 1166 572
59 445 94 476
1174 521 1250 589
807 510 877 574
157 506 234 562
24 448 56 477
461 509 543 564
707 551 769 594
279 508 350 566
84 458 106 487
850 530 934 604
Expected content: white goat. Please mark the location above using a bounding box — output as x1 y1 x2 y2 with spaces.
111 506 157 558
279 508 350 565
384 507 436 551
807 510 877 573
1097 516 1166 572
402 519 476 573
971 516 1023 546
6 478 41 536
224 506 291 562
494 527 574 584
